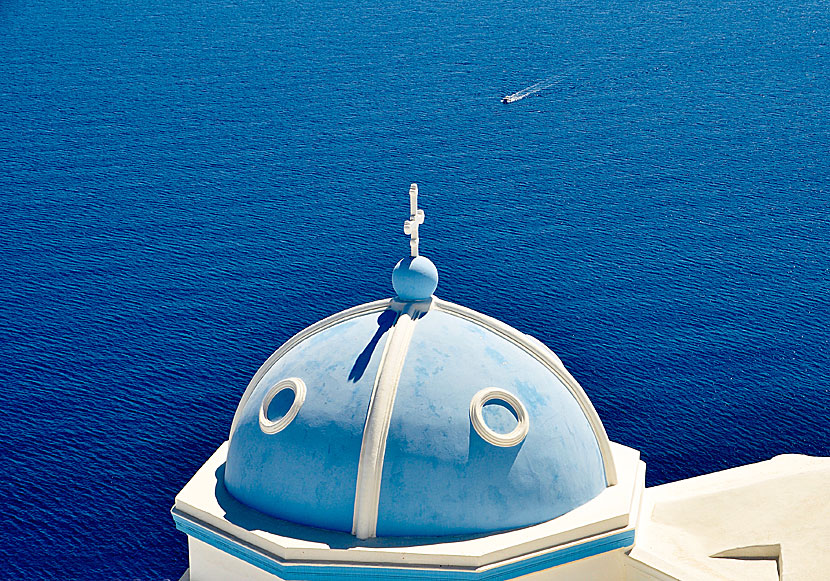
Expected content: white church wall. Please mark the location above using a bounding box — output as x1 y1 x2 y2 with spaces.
188 537 277 581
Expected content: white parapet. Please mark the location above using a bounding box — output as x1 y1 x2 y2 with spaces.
627 454 830 581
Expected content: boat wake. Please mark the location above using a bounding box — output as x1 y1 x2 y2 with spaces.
501 75 565 103
501 64 669 104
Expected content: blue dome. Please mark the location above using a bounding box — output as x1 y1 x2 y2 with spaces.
224 298 614 538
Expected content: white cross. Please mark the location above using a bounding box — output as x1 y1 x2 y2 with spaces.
403 183 425 257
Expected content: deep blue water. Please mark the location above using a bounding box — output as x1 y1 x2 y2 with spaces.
1 0 828 578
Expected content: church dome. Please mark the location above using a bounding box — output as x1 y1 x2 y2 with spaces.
223 184 616 539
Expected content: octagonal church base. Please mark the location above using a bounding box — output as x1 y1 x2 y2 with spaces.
173 441 644 581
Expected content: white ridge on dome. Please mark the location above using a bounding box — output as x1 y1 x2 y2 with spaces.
403 183 425 257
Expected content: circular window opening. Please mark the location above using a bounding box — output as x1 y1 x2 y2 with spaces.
259 378 306 434
482 399 520 434
265 388 296 423
470 388 529 447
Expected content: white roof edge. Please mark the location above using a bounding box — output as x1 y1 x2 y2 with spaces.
648 453 830 500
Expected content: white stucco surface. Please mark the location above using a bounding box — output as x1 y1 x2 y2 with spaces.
627 454 830 580
187 537 277 581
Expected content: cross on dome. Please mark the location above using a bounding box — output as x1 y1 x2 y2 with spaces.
403 183 425 257
392 183 439 301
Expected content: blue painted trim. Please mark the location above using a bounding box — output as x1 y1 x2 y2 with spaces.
172 510 635 580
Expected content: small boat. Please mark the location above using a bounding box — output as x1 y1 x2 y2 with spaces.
501 95 515 104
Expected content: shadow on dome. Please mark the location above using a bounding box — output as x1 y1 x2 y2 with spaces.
467 422 524 473
348 309 396 382
347 300 433 383
213 463 492 548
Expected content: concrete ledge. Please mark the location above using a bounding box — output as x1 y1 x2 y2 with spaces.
173 442 643 572
628 455 830 581
175 513 635 580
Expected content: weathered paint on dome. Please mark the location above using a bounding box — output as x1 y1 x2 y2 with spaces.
376 310 606 536
224 306 394 533
223 299 612 538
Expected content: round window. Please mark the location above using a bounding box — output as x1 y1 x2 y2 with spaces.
469 387 529 447
259 378 307 434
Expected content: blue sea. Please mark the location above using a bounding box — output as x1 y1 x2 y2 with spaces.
1 0 828 578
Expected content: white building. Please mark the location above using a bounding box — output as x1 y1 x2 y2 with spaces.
172 185 829 580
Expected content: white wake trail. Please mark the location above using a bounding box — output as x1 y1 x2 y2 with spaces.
502 74 566 103
502 63 669 104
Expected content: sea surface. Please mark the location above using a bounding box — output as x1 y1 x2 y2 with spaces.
1 0 828 578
